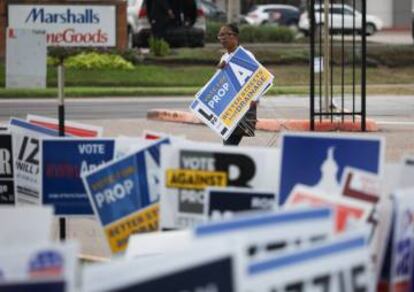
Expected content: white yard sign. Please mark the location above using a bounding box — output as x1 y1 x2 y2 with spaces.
159 144 280 229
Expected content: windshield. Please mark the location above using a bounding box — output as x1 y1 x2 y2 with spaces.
247 5 258 13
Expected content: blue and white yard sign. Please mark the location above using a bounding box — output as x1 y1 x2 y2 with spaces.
243 230 373 292
9 118 67 205
84 138 169 226
83 138 169 253
379 188 414 291
190 47 274 140
279 133 384 205
41 138 115 215
10 117 64 137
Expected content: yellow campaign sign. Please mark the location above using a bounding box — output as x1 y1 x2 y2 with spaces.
104 204 159 254
221 67 272 127
166 169 227 190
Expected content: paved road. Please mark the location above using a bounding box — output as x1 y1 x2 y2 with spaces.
367 30 413 45
1 95 414 124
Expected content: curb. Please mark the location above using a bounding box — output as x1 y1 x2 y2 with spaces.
147 109 379 132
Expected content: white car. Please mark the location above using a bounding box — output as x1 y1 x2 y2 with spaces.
126 0 206 48
244 4 300 26
299 4 383 36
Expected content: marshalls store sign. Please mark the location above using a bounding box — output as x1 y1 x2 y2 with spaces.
8 5 116 46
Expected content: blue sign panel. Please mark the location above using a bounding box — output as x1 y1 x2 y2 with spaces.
279 134 384 205
84 139 168 225
195 207 332 237
42 139 115 215
190 47 273 140
195 48 259 117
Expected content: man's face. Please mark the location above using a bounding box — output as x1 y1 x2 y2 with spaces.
217 26 238 50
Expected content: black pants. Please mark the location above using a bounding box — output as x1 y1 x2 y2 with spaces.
223 133 243 146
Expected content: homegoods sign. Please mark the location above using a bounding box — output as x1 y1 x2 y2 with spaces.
8 5 116 47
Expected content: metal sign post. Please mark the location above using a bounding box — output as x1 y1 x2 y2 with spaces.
323 0 331 113
58 62 66 241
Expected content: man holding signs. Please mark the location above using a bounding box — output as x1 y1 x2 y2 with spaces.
217 24 258 145
190 23 274 144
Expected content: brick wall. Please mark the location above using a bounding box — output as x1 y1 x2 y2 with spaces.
0 0 127 59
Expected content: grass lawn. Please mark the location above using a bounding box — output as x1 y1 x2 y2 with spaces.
1 84 414 98
1 44 414 97
2 64 414 88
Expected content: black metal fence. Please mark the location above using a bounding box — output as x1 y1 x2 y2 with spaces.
309 0 367 130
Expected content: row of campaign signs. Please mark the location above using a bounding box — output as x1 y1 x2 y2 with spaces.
0 113 414 291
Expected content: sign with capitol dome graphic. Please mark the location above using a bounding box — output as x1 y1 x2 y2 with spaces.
278 133 384 205
8 5 116 47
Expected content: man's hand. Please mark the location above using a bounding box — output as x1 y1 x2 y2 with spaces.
217 61 226 69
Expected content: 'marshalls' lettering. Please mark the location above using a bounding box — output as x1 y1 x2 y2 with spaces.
25 8 100 24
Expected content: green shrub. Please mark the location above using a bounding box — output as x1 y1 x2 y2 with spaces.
206 21 224 43
239 25 257 42
149 37 171 57
239 24 295 43
47 56 60 67
120 49 144 65
206 23 295 43
63 52 134 70
367 46 414 67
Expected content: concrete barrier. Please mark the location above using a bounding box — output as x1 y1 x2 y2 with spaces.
147 109 378 132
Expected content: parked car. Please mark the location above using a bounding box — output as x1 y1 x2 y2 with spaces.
412 9 414 41
298 4 383 36
127 0 206 48
243 4 300 27
198 0 226 23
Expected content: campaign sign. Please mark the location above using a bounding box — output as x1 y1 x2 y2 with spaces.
398 155 414 189
340 167 381 205
243 231 374 292
10 117 62 137
205 187 276 221
0 281 65 292
279 133 384 205
82 241 236 292
83 138 169 253
159 144 280 230
94 257 234 292
0 242 78 292
0 134 14 205
195 207 334 263
190 47 274 140
125 230 193 259
0 206 53 246
285 185 369 233
379 188 414 292
339 167 392 278
0 124 8 132
9 118 63 205
41 138 115 215
27 114 103 137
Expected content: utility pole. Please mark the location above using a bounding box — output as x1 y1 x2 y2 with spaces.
227 0 240 23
